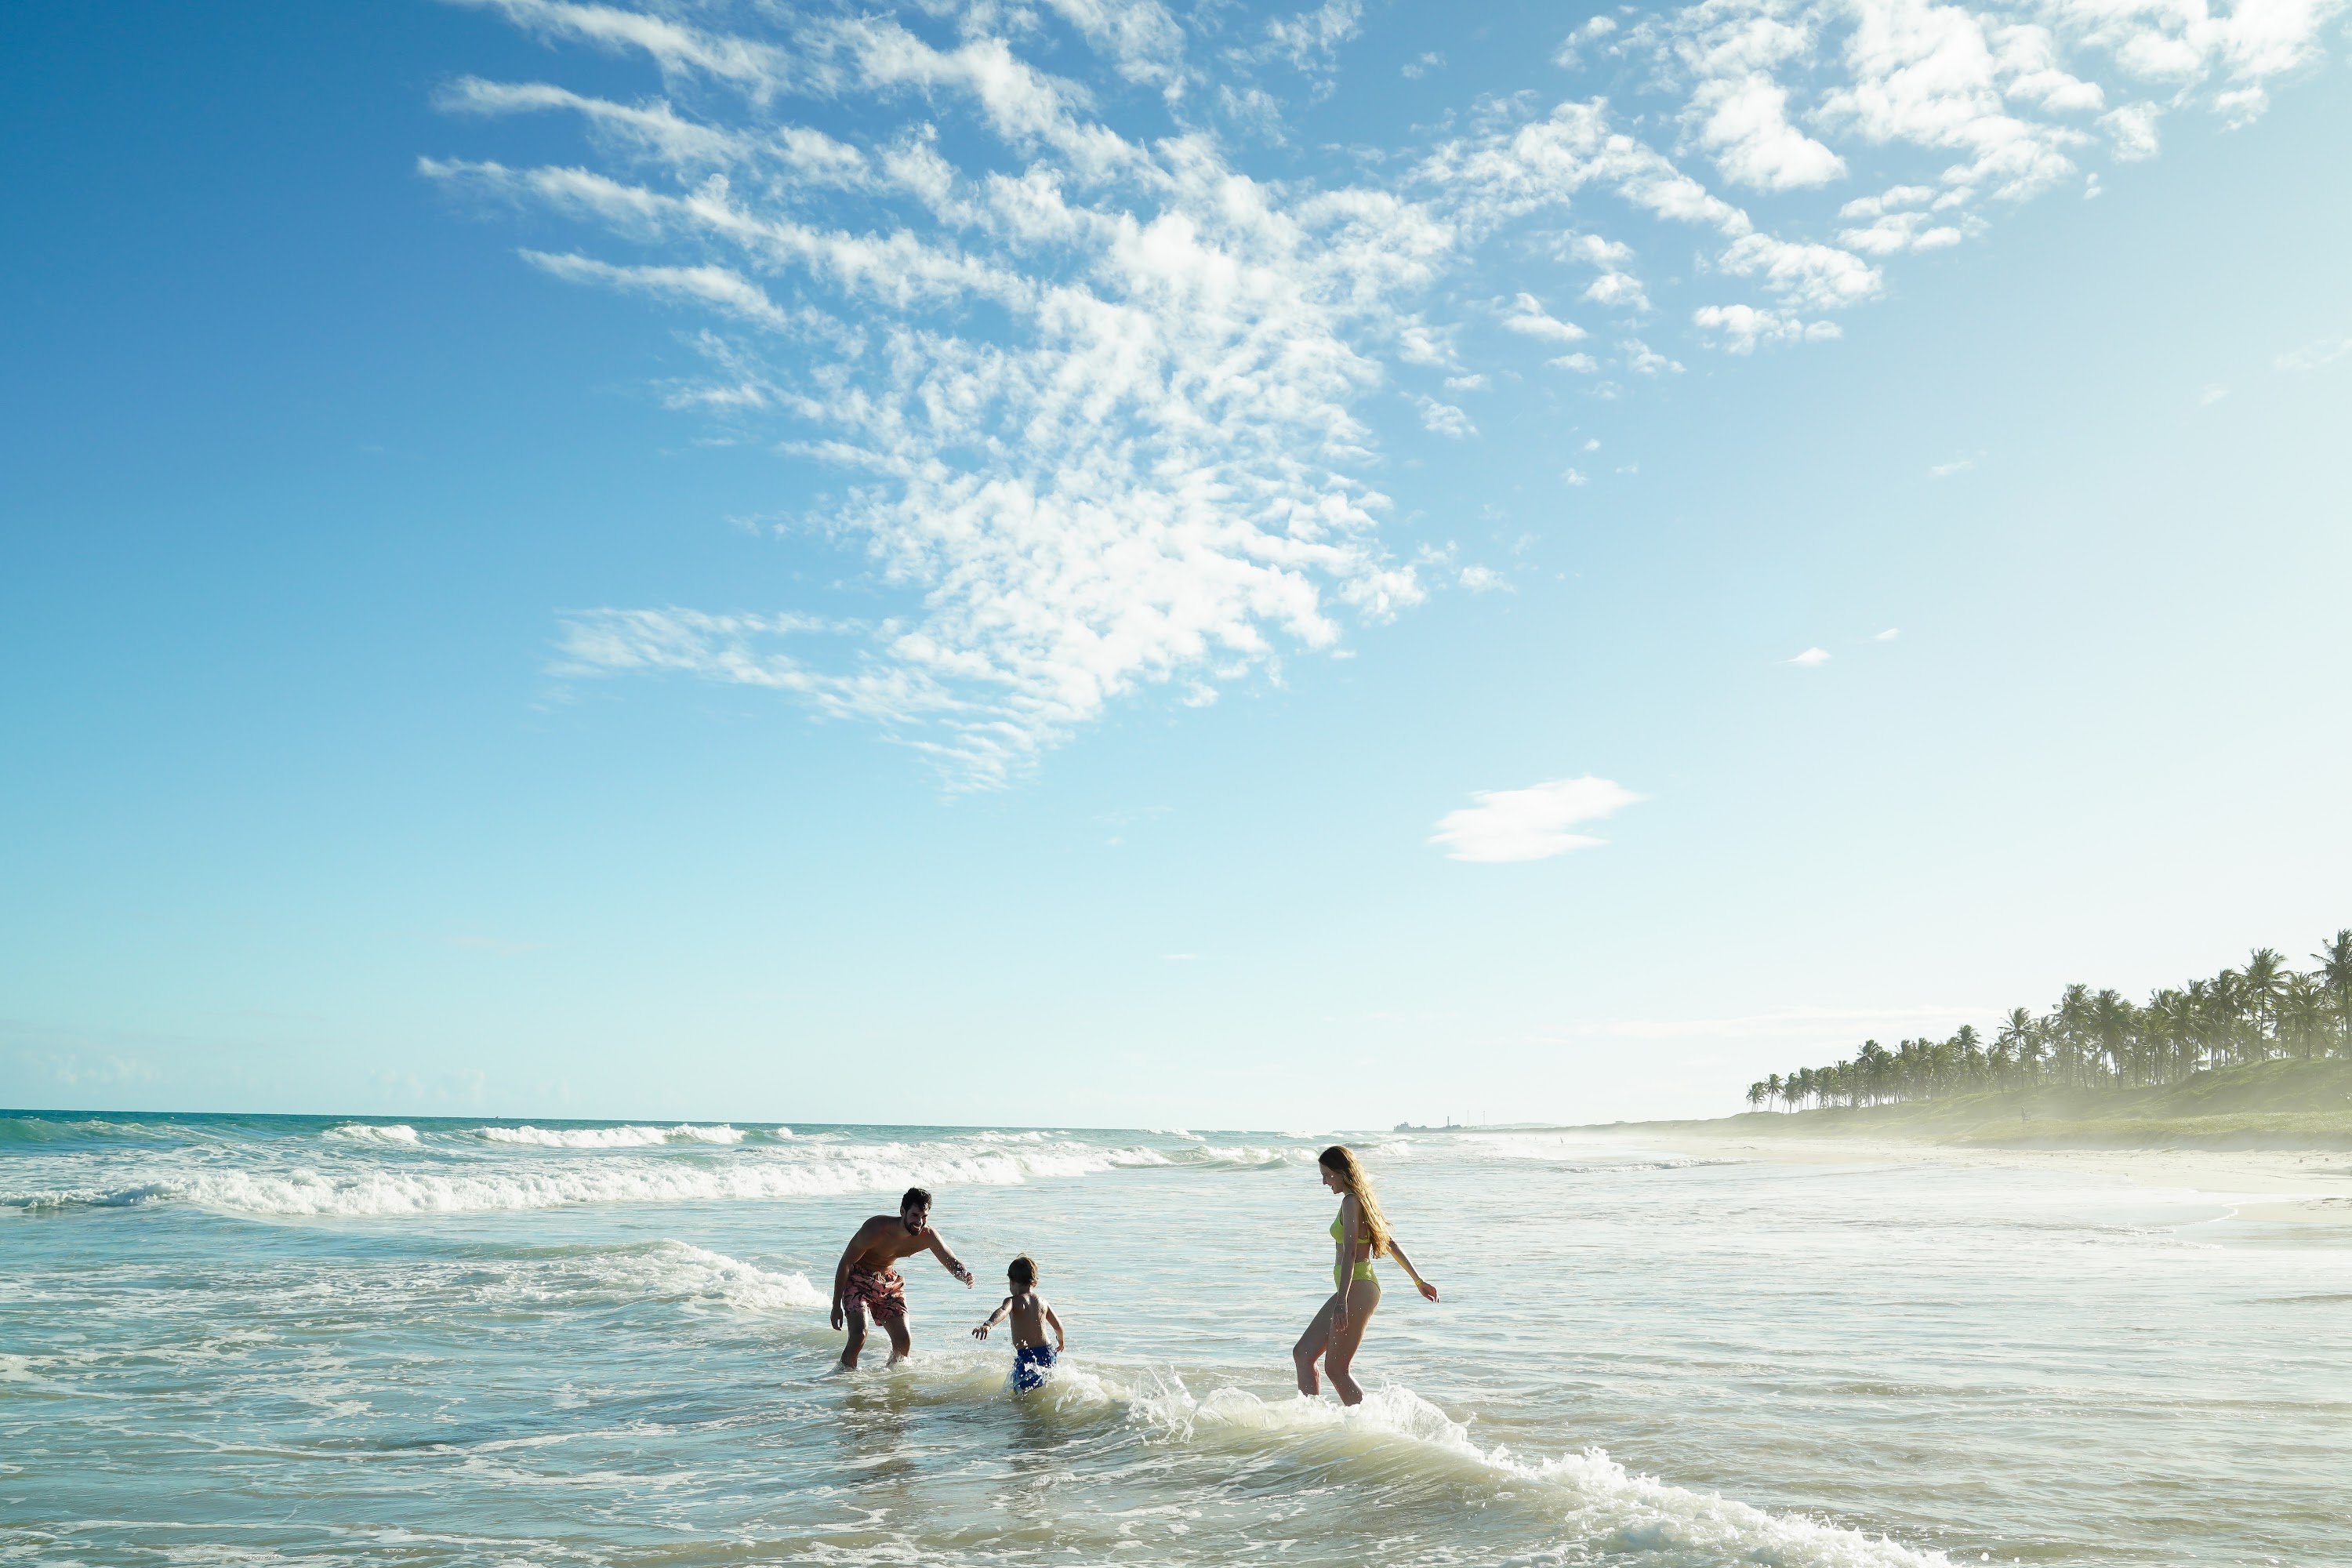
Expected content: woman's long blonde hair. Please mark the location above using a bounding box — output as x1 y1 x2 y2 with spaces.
1319 1145 1392 1258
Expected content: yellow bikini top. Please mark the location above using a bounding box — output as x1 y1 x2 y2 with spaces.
1330 1208 1377 1286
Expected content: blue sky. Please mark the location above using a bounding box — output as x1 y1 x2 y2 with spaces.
3 0 2348 1127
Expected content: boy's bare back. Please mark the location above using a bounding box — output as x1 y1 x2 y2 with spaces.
1001 1288 1051 1347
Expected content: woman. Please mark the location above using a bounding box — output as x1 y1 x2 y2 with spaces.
1294 1144 1439 1405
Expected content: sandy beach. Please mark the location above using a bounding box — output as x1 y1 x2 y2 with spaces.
1629 1128 2352 1225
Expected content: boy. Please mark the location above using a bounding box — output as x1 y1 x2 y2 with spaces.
971 1254 1065 1392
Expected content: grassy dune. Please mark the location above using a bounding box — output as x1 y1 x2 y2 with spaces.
1628 1058 2352 1149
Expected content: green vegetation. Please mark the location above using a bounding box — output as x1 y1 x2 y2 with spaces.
1745 930 2352 1116
1686 1056 2352 1149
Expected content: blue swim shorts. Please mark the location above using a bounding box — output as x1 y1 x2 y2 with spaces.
1013 1343 1056 1392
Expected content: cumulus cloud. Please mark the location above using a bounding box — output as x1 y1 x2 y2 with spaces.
1501 292 1589 343
1430 775 1645 862
1786 646 1831 666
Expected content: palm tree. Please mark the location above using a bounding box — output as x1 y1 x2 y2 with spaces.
1746 1081 1768 1112
2091 989 2129 1085
1766 1073 1784 1112
2207 970 2248 1068
2314 930 2352 1056
2278 975 2330 1060
2056 984 2092 1087
1996 1008 2033 1086
2241 948 2288 1057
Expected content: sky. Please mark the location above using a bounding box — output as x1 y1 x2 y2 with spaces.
3 0 2349 1130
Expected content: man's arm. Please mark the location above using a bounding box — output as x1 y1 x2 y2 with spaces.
924 1227 975 1287
1044 1302 1065 1352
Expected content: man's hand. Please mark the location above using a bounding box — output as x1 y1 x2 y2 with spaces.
956 1265 975 1287
830 1301 846 1331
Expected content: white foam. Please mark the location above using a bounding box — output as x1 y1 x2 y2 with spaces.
474 1123 748 1148
1127 1379 1949 1568
325 1123 420 1145
615 1242 829 1314
13 1138 1164 1216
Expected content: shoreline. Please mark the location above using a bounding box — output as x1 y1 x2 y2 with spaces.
1594 1127 2352 1225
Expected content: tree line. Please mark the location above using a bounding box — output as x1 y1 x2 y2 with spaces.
1747 930 2352 1112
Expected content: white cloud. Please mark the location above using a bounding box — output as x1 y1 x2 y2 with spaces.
1623 339 1684 375
1264 0 1363 71
1928 456 1975 477
2199 383 2229 406
1561 466 1590 486
444 0 2349 785
2277 332 2352 372
1501 292 1588 343
1786 646 1831 666
1430 776 1644 863
1693 303 1839 353
1416 395 1478 437
1457 564 1510 591
1875 626 1900 640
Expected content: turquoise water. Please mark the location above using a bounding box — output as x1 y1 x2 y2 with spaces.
5 1113 2349 1566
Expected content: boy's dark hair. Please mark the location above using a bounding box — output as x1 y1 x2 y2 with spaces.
1007 1254 1036 1288
901 1186 932 1214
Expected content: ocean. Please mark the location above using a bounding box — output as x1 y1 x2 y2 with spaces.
4 1112 2347 1566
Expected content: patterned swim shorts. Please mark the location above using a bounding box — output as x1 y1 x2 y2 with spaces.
845 1266 907 1324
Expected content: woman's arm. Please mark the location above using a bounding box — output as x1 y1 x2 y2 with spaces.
1385 1237 1441 1302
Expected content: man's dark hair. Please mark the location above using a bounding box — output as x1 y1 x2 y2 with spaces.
1008 1254 1036 1288
900 1186 932 1214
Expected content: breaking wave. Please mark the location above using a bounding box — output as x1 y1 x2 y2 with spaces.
5 1138 1192 1217
473 1123 750 1148
1120 1380 1948 1568
325 1123 421 1145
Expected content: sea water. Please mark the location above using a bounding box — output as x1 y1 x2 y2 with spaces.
4 1114 2348 1566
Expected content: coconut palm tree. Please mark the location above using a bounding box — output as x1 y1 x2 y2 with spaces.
2278 975 2331 1059
2241 948 2288 1056
2314 930 2352 1055
1996 1008 2033 1085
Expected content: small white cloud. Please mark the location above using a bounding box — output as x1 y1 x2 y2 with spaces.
2277 332 2352 372
2198 383 2229 406
1582 437 1600 452
1786 647 1831 667
1457 564 1509 592
1443 373 1490 392
1928 456 1974 478
1502 292 1587 344
1430 775 1644 863
1561 466 1589 486
1874 627 1900 641
1415 395 1476 438
1162 952 1199 961
1622 339 1682 376
1548 352 1599 373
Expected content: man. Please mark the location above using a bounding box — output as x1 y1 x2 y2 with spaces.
829 1185 974 1368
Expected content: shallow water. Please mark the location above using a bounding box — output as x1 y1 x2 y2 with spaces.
4 1113 2348 1566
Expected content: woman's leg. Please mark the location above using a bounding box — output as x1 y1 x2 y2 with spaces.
1292 1292 1340 1396
1322 1279 1381 1406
